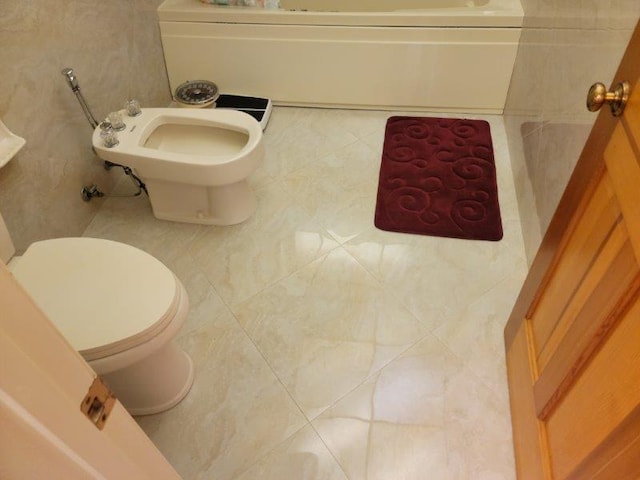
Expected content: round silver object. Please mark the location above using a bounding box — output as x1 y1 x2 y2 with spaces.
174 80 219 108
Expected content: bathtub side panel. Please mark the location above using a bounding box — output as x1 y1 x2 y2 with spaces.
159 22 520 112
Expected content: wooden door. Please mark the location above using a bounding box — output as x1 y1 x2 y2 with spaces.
504 21 640 479
0 262 182 479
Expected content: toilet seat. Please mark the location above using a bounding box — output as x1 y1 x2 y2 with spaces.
10 237 181 361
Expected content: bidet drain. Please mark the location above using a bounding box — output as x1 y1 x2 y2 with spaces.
174 80 219 108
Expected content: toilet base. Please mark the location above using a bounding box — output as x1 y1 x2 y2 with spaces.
146 178 257 225
102 342 194 416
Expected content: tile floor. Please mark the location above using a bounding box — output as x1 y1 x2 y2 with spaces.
83 107 528 479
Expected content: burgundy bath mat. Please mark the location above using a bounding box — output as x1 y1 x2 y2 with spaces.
374 116 503 241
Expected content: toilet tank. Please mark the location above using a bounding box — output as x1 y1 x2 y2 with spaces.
0 212 16 264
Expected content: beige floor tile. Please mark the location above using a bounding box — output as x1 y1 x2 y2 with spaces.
280 139 381 244
343 226 526 332
82 189 202 267
313 334 516 480
187 181 339 306
234 425 348 480
136 309 307 480
234 247 429 419
263 110 360 179
431 270 528 404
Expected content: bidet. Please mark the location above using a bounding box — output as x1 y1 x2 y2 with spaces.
91 108 265 225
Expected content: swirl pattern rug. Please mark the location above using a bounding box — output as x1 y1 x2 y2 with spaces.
374 116 503 241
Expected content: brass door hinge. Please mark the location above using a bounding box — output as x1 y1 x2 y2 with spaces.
80 376 116 430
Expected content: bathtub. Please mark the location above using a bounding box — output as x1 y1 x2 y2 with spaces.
158 0 523 113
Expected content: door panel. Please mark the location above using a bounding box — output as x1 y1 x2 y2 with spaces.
533 223 638 419
532 172 619 371
506 323 550 479
505 20 640 480
567 402 640 479
605 125 640 260
545 298 640 478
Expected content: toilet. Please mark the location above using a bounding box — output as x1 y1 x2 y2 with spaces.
92 108 264 226
0 213 194 416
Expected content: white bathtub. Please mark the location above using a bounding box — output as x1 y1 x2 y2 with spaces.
158 0 522 112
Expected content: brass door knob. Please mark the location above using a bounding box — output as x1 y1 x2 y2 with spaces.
586 81 629 117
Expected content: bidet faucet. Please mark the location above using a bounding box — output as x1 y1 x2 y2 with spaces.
61 67 79 91
61 67 99 129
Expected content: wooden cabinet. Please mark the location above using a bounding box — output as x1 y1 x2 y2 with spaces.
505 22 640 479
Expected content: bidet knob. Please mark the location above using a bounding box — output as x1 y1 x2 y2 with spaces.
107 111 126 131
124 99 142 117
102 130 119 148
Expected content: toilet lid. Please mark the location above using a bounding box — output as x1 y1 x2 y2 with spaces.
11 238 179 357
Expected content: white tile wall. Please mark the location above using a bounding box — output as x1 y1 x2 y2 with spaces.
504 2 640 262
